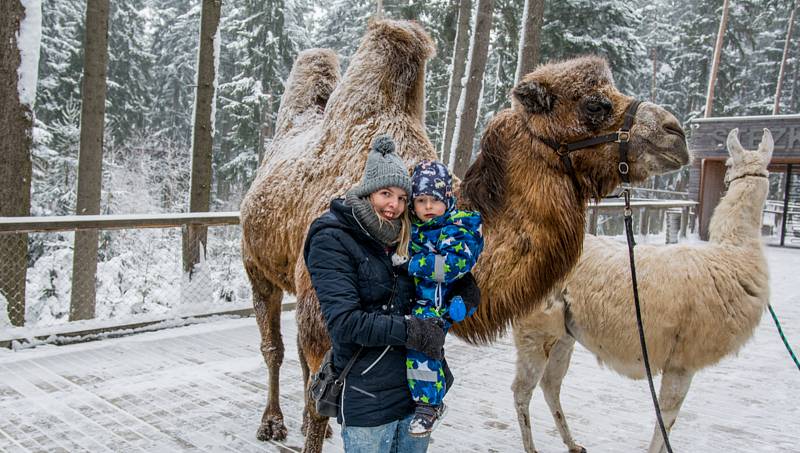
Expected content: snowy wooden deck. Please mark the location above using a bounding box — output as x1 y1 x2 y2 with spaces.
0 246 798 452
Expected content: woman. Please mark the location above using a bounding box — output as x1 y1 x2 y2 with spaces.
303 135 448 452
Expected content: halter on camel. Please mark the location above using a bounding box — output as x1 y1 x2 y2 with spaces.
535 99 641 194
534 99 677 453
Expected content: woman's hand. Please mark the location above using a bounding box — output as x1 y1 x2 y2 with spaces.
404 316 446 360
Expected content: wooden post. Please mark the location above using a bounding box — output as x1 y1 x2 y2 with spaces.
680 207 689 237
780 164 793 246
704 0 730 118
184 0 221 276
774 3 797 115
589 205 599 235
70 0 110 321
639 207 648 236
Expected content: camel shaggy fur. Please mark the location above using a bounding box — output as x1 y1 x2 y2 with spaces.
511 128 774 453
453 56 689 344
241 19 689 452
240 19 438 451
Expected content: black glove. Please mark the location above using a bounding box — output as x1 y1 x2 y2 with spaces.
448 272 481 314
405 316 446 360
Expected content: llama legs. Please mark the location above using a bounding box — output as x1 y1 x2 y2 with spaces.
647 368 694 453
540 336 585 453
512 328 561 453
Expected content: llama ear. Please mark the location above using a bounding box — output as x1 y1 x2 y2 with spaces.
759 128 774 162
726 128 745 163
512 80 555 114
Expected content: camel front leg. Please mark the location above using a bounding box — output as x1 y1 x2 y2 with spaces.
245 260 288 441
647 368 694 453
512 327 560 453
539 336 585 453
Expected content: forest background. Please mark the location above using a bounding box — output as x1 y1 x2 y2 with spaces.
3 0 796 328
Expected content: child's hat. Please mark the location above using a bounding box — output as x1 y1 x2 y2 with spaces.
411 160 453 203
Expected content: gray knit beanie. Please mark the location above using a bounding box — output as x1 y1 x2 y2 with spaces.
349 135 412 198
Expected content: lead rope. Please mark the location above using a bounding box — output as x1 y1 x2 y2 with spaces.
767 304 800 371
621 188 675 453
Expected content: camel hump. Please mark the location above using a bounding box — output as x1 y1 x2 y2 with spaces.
274 48 341 139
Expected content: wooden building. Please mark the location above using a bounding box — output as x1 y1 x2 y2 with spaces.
687 114 800 244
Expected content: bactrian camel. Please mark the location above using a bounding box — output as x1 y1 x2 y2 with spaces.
511 128 773 453
240 19 689 452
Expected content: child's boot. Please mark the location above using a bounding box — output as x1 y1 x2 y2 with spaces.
408 403 447 437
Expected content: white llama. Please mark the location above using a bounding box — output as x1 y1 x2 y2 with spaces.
511 128 773 453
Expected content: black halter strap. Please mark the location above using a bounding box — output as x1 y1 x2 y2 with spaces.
536 100 642 195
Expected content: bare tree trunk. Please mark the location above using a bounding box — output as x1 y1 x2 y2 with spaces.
651 47 657 102
441 0 472 163
775 3 797 115
0 0 39 326
183 0 221 276
70 0 109 321
514 0 545 84
376 0 384 19
451 0 494 179
791 46 799 110
704 0 730 118
257 94 272 165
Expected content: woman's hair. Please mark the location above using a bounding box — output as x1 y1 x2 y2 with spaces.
370 202 411 258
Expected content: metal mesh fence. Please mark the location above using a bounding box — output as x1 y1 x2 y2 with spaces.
0 223 251 333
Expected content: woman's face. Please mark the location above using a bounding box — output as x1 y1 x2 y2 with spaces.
369 187 408 221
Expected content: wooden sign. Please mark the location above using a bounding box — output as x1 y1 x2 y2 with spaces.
687 114 800 158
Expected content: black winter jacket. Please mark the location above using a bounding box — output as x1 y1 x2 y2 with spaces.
303 198 452 427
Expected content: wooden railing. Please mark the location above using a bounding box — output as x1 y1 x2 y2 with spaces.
0 203 699 348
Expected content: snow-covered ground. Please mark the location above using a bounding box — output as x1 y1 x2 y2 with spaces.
0 246 797 452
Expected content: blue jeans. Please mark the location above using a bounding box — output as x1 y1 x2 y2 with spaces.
341 413 430 453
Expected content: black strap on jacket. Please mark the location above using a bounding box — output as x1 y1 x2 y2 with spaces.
335 346 363 386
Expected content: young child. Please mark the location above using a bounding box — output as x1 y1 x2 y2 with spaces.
404 159 483 436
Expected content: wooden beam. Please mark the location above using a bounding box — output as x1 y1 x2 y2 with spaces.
0 212 240 234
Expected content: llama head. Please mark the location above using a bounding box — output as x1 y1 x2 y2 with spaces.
724 128 774 185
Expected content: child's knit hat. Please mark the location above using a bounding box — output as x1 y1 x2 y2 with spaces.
411 160 454 204
349 135 412 198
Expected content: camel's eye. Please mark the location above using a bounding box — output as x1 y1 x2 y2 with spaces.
582 96 613 130
585 98 612 116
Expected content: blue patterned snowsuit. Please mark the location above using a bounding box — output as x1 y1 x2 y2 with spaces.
406 207 483 406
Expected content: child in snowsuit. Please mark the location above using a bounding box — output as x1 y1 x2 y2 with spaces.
405 159 483 436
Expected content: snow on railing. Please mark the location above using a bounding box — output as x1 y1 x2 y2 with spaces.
0 212 277 348
1 203 701 348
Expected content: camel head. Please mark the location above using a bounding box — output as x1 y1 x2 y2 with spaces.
724 128 774 186
510 56 689 198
